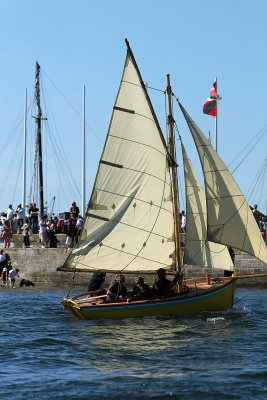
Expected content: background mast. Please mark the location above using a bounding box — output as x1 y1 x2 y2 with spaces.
22 88 27 209
35 62 45 217
82 85 86 217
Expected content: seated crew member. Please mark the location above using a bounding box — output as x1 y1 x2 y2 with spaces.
132 276 152 298
106 274 127 302
87 272 106 295
152 268 181 297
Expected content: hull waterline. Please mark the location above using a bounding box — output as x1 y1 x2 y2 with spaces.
62 279 236 320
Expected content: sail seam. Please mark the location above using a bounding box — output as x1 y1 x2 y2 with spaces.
87 214 173 239
207 194 244 200
74 244 172 268
109 134 166 157
93 187 173 212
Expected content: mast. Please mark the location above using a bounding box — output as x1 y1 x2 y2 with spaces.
34 62 45 217
82 85 86 217
215 77 218 151
166 74 181 273
22 88 27 209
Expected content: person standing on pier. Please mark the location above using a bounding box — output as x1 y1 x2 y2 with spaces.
8 267 20 288
22 218 31 248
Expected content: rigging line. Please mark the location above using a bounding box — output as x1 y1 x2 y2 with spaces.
121 162 173 272
0 126 23 200
46 130 79 204
42 69 104 146
40 77 82 196
234 279 267 305
246 158 267 203
123 79 165 93
43 120 81 199
11 156 23 205
180 239 208 272
0 109 24 157
230 125 267 173
39 78 82 199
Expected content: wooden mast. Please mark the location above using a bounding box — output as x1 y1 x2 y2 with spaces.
34 62 45 217
166 74 182 274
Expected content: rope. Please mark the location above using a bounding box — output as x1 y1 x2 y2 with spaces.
234 279 267 305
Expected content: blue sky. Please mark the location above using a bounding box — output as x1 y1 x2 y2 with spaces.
0 0 266 215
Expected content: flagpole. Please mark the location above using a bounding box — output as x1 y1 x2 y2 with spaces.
82 84 86 218
215 77 218 151
22 88 27 209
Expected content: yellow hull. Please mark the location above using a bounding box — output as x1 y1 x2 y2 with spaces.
62 279 236 320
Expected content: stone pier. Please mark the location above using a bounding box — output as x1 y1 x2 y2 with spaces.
1 234 267 287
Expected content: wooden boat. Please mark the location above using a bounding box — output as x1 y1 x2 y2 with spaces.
59 39 267 320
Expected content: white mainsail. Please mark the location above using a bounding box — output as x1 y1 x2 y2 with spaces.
179 102 267 265
65 47 175 272
181 143 233 270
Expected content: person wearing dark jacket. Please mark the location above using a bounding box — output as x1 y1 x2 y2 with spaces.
132 276 152 298
87 272 106 295
106 274 127 302
152 268 180 297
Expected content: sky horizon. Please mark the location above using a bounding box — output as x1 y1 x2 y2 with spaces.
0 0 266 216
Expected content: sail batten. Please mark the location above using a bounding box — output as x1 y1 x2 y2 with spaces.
180 102 267 265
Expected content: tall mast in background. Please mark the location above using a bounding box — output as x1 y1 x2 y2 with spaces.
34 62 45 217
82 85 86 217
22 88 27 209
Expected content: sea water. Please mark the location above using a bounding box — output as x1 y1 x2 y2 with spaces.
1 286 267 400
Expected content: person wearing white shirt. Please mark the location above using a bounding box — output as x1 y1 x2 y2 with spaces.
16 204 25 233
8 267 20 288
6 204 14 224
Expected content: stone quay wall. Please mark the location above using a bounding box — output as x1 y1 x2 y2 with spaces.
1 234 267 287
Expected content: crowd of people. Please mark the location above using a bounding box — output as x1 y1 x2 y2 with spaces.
0 201 84 249
87 268 182 303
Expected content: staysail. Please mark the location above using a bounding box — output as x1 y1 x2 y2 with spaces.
63 43 175 273
179 102 267 265
182 143 233 270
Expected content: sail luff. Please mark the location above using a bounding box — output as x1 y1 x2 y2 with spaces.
179 102 267 266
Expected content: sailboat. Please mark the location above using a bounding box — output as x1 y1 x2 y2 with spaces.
59 39 267 320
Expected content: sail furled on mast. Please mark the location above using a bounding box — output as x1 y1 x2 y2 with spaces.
64 45 175 273
181 143 233 270
179 102 267 265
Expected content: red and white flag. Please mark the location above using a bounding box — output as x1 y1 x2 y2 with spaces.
203 81 221 117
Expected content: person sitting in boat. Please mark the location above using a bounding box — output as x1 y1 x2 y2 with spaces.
106 274 127 302
132 276 152 298
87 272 106 296
152 268 180 297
